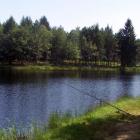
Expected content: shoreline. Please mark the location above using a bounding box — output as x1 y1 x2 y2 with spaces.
0 97 139 140
0 64 140 73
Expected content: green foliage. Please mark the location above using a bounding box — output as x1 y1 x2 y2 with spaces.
104 26 116 61
80 25 117 62
48 113 62 129
21 16 33 28
0 98 139 140
0 17 139 66
41 98 140 140
66 29 80 60
80 37 97 61
51 27 67 62
39 16 50 30
3 16 17 33
31 25 52 61
117 19 137 67
0 28 30 63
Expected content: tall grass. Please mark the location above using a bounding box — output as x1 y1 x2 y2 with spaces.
0 97 139 140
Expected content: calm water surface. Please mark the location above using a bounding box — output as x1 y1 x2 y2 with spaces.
0 69 140 129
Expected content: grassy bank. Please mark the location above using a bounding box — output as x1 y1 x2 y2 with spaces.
43 97 140 140
1 64 140 73
0 97 140 140
0 64 121 73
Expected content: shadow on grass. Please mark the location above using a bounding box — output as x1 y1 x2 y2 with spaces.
47 114 140 140
48 117 121 140
0 115 138 140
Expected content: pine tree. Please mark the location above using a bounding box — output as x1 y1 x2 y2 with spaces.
117 19 136 67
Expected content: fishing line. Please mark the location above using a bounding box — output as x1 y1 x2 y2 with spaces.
63 82 132 116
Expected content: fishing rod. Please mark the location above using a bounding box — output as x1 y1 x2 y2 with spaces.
63 82 132 117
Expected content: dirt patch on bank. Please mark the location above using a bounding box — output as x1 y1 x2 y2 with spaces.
108 116 140 140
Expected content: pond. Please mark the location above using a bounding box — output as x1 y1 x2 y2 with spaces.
0 69 140 129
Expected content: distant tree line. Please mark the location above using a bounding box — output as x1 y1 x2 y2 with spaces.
0 16 139 67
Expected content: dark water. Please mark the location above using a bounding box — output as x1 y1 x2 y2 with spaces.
0 69 140 129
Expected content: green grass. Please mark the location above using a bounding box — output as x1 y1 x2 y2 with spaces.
0 64 120 73
124 66 140 73
0 97 140 140
43 97 140 140
1 64 140 73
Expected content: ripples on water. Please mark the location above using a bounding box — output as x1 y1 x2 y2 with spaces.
0 69 139 129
